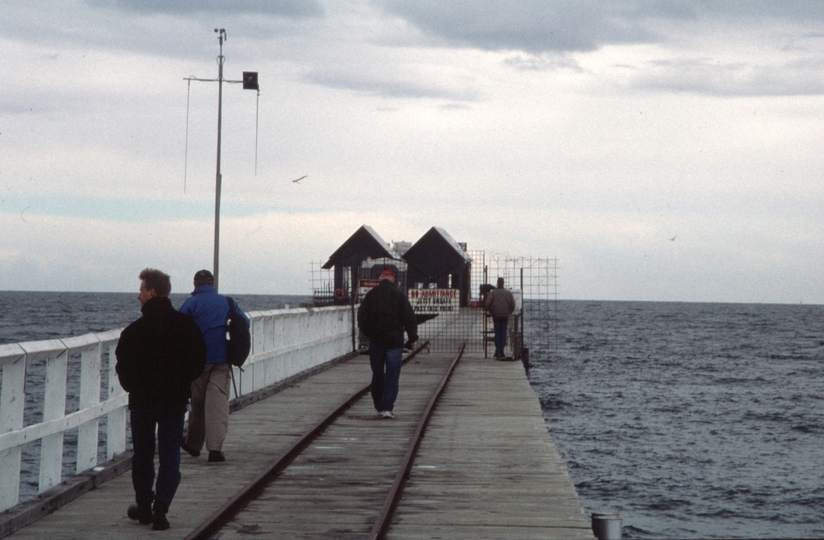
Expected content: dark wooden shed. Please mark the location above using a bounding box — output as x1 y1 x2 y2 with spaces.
322 225 399 302
402 227 472 306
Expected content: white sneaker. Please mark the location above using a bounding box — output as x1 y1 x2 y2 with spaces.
381 410 395 419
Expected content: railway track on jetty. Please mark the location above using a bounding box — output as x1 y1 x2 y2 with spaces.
185 340 464 540
4 337 595 540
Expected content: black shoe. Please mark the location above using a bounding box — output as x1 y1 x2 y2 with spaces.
152 502 170 531
181 441 200 457
127 503 153 524
208 450 226 462
152 510 170 531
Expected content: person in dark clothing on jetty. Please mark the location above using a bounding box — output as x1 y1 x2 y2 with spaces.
485 277 516 358
115 268 206 531
357 269 418 419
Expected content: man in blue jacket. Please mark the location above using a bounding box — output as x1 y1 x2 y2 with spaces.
179 269 249 462
357 269 418 419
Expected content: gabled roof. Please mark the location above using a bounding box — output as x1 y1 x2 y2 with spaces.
322 225 399 269
435 227 473 263
403 227 472 265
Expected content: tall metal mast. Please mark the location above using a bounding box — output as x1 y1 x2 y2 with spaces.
213 28 226 290
183 29 259 293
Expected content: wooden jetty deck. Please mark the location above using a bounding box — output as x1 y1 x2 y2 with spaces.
4 353 594 539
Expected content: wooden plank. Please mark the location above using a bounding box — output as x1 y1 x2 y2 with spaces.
387 354 596 540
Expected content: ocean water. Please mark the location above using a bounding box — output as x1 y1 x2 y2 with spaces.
2 292 823 538
527 301 824 539
0 290 309 345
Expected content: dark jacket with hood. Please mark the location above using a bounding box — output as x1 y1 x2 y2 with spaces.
357 280 418 348
115 296 206 416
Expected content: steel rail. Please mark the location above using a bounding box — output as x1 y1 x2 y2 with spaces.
368 342 466 540
182 340 430 540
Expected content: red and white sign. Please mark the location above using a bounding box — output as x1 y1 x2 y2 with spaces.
408 288 459 314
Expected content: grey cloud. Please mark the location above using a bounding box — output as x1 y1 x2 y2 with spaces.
504 54 584 72
85 0 323 18
377 1 824 97
377 1 657 53
305 70 480 101
4 1 315 64
0 100 36 115
377 0 824 53
636 57 824 96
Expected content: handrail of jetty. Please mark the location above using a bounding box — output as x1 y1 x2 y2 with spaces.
0 305 353 513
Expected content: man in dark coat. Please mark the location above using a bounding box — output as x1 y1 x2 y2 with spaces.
485 277 516 358
357 269 418 419
115 268 206 530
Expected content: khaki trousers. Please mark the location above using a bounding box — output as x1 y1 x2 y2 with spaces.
185 363 231 453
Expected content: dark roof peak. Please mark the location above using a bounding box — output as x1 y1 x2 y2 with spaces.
322 225 399 269
403 227 471 264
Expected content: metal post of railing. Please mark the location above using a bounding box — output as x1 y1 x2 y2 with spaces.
592 512 622 539
518 267 524 360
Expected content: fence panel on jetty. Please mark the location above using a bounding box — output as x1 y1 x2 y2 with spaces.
0 306 352 515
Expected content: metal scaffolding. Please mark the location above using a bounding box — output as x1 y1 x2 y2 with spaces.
309 253 559 366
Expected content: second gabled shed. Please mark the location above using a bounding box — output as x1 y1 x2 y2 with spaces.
402 226 472 306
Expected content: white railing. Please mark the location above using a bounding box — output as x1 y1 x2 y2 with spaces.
0 305 352 512
233 306 353 396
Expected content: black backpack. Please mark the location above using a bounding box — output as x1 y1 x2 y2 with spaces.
225 296 251 367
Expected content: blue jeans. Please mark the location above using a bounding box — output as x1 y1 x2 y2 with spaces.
369 343 403 412
130 408 185 511
493 316 509 355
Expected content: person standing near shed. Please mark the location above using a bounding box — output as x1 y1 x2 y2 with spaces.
115 268 206 531
179 269 249 463
486 277 516 358
357 269 418 419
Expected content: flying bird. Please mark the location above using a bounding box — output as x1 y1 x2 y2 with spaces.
669 236 677 242
292 175 307 184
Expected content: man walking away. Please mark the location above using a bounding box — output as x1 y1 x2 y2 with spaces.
115 268 206 531
485 277 516 358
179 269 249 463
357 269 418 419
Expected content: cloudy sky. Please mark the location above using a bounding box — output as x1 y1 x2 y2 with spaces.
1 1 822 303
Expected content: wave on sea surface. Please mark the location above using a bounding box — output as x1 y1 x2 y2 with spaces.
527 300 824 539
1 290 310 344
